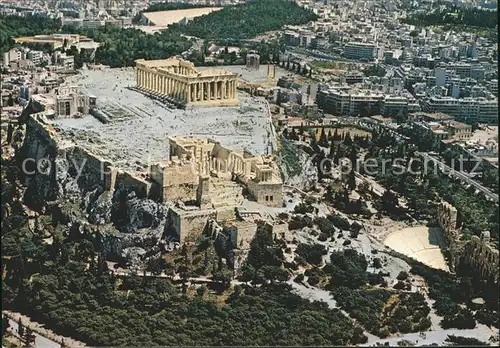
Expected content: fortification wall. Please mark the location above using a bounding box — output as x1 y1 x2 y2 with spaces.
267 221 292 242
229 221 258 249
115 171 151 198
25 115 158 199
459 233 499 283
437 201 498 281
163 183 198 203
436 201 461 271
168 207 216 243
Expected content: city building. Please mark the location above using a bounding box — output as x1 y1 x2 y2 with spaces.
422 96 498 124
343 42 377 60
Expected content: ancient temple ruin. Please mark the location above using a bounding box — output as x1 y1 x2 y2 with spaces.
135 58 239 107
149 136 283 208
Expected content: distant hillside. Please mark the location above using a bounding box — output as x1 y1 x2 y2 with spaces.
176 0 318 40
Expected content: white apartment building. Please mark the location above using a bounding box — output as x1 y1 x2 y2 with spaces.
422 96 498 124
27 50 43 65
343 42 377 60
59 54 74 70
317 87 385 116
435 67 457 87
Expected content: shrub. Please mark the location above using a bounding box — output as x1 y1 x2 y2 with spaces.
328 214 351 230
295 243 327 266
288 215 313 230
396 271 409 281
294 202 314 214
294 274 304 283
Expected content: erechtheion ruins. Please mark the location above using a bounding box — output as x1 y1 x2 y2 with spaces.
135 58 238 107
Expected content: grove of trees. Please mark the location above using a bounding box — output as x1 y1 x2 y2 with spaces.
176 0 318 40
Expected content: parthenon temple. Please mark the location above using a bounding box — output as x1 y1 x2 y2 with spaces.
135 58 239 107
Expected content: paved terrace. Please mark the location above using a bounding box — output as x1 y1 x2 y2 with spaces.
55 68 272 172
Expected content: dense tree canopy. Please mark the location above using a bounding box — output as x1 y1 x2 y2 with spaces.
0 14 61 53
401 6 498 29
177 0 318 40
61 25 192 68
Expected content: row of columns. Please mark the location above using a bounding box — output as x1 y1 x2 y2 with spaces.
173 65 190 75
136 68 236 103
189 80 236 103
137 69 189 101
196 155 249 177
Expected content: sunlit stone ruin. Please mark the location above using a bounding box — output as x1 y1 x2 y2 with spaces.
150 136 283 208
135 57 239 108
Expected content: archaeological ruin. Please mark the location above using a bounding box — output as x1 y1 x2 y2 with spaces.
149 136 283 208
436 201 498 281
135 57 239 108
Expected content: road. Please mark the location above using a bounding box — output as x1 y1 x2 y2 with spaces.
3 310 86 348
7 317 61 348
417 152 499 202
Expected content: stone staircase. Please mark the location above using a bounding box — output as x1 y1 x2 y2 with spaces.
208 178 244 208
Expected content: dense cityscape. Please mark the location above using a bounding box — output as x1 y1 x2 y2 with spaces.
1 0 498 347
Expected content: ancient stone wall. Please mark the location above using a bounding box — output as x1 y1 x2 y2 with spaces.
436 201 461 271
437 201 498 281
167 207 216 243
229 221 258 249
265 220 292 242
24 115 156 200
115 171 151 198
149 160 198 202
459 232 499 283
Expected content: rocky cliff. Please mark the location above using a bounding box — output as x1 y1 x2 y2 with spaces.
17 115 173 265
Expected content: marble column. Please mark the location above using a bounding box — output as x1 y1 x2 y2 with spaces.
201 82 205 101
207 81 211 100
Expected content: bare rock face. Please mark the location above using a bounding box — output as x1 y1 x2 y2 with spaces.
88 190 114 225
121 247 147 268
19 115 172 266
125 191 169 232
